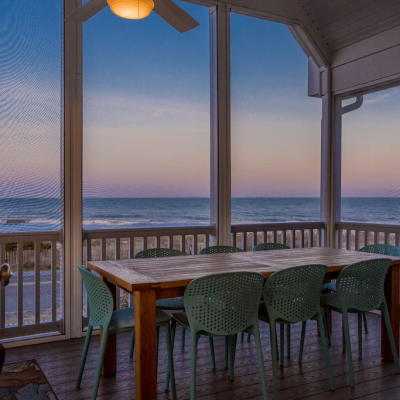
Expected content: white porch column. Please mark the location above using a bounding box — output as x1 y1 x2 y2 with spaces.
64 0 83 339
210 3 231 246
320 68 342 249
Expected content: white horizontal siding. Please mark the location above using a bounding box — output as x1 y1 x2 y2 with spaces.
332 44 400 92
331 25 400 67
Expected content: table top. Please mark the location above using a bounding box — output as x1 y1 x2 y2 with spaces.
87 247 400 293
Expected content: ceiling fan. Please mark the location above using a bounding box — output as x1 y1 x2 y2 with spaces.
65 0 200 33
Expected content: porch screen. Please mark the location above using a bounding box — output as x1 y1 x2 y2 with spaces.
0 1 64 337
341 86 400 249
82 1 210 313
230 13 322 249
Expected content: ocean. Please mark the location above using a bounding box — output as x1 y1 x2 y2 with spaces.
0 197 400 233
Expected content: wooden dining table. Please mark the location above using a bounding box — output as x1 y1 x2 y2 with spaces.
87 247 400 399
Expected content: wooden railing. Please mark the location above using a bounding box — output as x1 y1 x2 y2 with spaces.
0 231 63 340
83 225 216 262
336 222 400 251
231 222 326 251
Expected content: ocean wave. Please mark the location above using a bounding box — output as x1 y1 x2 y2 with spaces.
83 219 151 226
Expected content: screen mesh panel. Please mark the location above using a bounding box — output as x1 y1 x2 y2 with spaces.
82 2 210 232
0 0 64 335
230 14 322 224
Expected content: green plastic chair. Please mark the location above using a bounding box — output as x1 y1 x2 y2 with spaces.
199 245 245 367
135 248 187 310
134 248 187 349
359 243 400 256
253 242 290 251
76 264 176 400
251 242 291 356
171 272 267 400
321 258 400 387
259 264 334 399
199 245 244 254
324 244 400 336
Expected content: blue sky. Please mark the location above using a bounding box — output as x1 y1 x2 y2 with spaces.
1 0 400 199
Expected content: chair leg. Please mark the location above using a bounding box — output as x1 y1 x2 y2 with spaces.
129 329 135 358
164 324 177 399
156 326 160 373
287 324 291 358
342 314 346 354
298 321 307 363
171 318 177 348
269 321 280 400
247 332 251 342
280 323 284 366
317 312 335 391
358 313 362 359
76 324 93 389
241 331 245 342
209 337 216 370
190 332 199 400
224 336 229 369
228 334 238 381
91 328 110 400
363 312 368 334
323 306 331 347
382 302 400 373
342 309 355 387
253 325 268 400
181 326 186 349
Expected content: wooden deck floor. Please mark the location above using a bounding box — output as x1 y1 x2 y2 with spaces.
6 313 400 399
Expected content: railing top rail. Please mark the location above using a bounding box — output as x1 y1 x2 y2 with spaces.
336 222 400 233
83 225 216 240
231 221 324 233
0 231 63 244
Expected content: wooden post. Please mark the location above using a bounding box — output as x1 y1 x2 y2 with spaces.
64 0 84 340
134 289 157 400
210 4 231 246
382 264 400 360
100 276 117 376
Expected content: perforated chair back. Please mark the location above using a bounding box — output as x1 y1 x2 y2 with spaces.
199 246 244 255
253 242 290 251
78 264 114 328
134 248 187 258
336 258 391 312
263 264 327 323
359 244 400 257
184 272 264 336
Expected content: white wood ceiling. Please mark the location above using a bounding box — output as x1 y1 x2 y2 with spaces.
298 0 400 52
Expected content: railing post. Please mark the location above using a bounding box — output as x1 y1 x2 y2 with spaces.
35 242 41 325
0 243 5 329
17 243 23 327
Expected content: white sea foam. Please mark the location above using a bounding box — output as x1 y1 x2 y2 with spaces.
82 220 150 226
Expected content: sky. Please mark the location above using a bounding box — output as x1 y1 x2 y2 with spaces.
1 0 400 199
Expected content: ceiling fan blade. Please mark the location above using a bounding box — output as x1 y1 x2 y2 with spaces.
153 0 199 33
65 0 108 24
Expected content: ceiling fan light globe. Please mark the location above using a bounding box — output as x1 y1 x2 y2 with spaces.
107 0 154 19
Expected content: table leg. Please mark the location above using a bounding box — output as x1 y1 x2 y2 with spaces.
382 265 400 360
100 276 117 376
134 290 157 400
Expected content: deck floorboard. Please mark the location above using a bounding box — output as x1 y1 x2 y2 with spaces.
6 313 400 399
